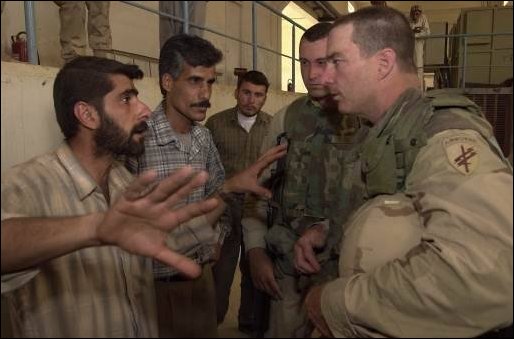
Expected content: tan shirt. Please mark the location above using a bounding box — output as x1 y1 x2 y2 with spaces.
1 142 158 337
321 128 513 337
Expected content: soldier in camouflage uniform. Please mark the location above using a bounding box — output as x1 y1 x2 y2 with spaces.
304 7 513 337
242 23 364 337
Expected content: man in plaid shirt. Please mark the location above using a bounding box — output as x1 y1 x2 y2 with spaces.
126 34 284 337
128 34 225 337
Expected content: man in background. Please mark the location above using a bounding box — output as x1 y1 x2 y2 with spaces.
206 70 272 334
409 4 430 91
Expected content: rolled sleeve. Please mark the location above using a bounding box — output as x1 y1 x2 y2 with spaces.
241 216 268 250
2 269 40 294
1 210 41 293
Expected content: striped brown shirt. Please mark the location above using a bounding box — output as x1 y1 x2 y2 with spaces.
1 142 158 337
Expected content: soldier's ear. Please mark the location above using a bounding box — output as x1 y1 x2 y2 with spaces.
376 48 395 80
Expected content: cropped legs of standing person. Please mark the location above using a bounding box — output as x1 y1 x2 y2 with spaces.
54 1 112 63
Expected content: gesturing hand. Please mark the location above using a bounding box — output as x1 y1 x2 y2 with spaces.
224 143 287 198
97 166 219 278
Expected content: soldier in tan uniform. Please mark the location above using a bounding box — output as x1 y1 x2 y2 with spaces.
54 1 112 63
304 7 513 338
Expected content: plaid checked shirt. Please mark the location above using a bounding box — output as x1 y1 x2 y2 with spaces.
126 102 227 278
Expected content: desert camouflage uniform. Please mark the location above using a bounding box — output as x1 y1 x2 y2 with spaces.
243 95 364 337
321 88 513 337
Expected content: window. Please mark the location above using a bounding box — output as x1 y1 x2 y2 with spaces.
348 2 355 13
281 2 318 93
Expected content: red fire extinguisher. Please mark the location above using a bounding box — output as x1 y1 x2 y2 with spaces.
11 31 28 62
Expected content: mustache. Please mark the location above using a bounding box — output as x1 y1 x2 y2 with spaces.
190 100 211 108
132 121 148 134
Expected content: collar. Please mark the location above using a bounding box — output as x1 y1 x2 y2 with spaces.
230 106 269 125
56 142 97 201
151 101 204 147
55 142 127 201
372 87 423 138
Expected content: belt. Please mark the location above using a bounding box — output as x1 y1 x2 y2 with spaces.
155 275 190 283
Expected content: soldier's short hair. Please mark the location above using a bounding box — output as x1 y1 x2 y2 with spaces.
301 22 333 43
237 70 270 92
332 7 416 73
159 34 223 95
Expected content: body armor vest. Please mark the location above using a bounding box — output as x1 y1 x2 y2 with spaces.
280 97 360 224
266 96 363 280
267 90 503 281
361 89 498 199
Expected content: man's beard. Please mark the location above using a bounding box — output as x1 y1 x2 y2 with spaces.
94 108 147 158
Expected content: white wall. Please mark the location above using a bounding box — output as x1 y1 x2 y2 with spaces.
1 60 301 173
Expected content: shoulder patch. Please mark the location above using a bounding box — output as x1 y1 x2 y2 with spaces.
443 135 480 175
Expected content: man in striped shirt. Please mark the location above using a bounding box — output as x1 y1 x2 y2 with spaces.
1 56 285 337
0 56 220 337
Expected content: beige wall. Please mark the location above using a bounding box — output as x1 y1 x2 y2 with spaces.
349 1 487 24
1 1 286 90
203 1 284 89
1 61 301 173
